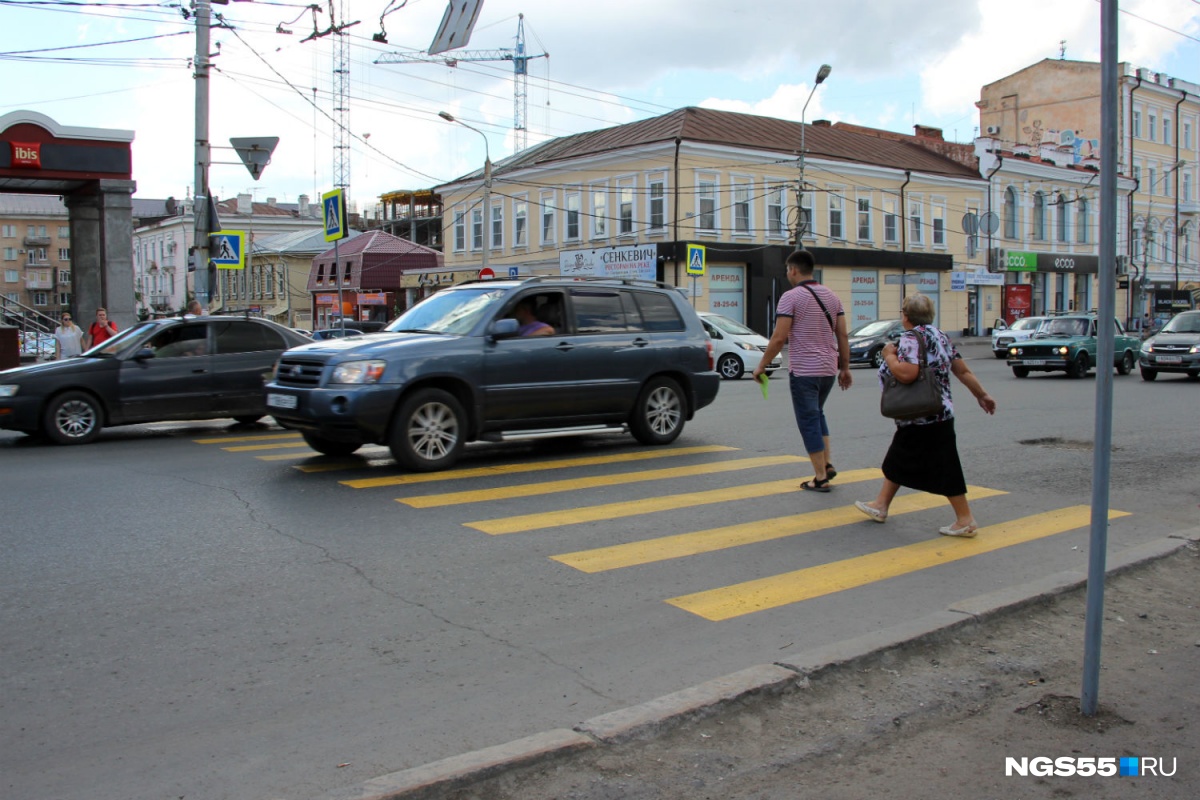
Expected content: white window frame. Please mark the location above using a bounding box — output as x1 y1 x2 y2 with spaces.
1149 110 1157 142
4 268 17 282
1132 109 1142 139
1055 193 1069 243
490 201 504 250
540 190 556 245
1163 115 1172 146
453 208 466 252
696 173 719 232
1032 191 1046 241
648 172 667 233
565 189 581 242
828 188 845 241
513 195 528 249
931 198 946 248
798 190 816 241
471 207 484 251
1 225 14 238
766 182 787 239
908 195 924 246
856 190 872 242
731 176 752 236
590 182 608 239
1076 196 1089 244
883 196 899 244
616 177 636 237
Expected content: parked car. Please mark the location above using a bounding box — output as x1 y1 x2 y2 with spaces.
1139 309 1200 381
847 319 905 367
698 312 779 380
0 316 311 444
266 277 721 471
990 315 1047 359
311 327 365 341
1005 314 1140 379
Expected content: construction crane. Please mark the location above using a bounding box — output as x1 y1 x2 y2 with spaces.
374 13 547 152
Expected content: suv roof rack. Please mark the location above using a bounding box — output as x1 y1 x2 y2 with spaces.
455 275 681 291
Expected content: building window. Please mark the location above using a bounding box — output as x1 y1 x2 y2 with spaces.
58 226 69 239
1184 122 1193 150
591 184 607 239
648 176 665 231
1132 110 1141 139
490 203 503 249
59 269 70 284
1076 197 1089 244
1148 167 1157 196
856 193 872 241
471 208 484 250
453 210 466 251
883 196 898 243
1182 222 1193 263
965 204 979 258
931 201 945 247
33 291 48 306
731 180 751 235
513 198 528 247
908 197 924 245
59 292 71 306
799 190 814 240
1183 171 1193 203
828 191 844 240
565 192 581 241
1163 116 1171 145
1056 194 1069 242
618 181 635 236
540 192 556 244
697 175 717 230
3 247 15 261
4 269 17 282
1 225 14 238
1032 191 1046 240
766 184 786 238
1149 111 1157 142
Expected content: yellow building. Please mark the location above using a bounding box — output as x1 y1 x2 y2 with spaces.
979 59 1199 322
435 107 988 337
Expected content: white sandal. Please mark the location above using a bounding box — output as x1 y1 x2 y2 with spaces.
938 521 978 538
854 501 887 523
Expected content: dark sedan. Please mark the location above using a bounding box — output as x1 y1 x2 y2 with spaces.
847 319 904 367
0 316 310 444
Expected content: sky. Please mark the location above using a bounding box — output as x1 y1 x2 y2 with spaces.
1 0 1197 214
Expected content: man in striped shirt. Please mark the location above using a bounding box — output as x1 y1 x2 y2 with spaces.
753 249 852 492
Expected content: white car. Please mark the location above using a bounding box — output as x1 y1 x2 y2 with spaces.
699 312 780 380
991 316 1047 358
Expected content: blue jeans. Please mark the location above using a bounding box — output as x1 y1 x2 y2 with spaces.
789 374 836 455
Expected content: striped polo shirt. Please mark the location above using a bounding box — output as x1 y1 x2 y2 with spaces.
776 280 844 377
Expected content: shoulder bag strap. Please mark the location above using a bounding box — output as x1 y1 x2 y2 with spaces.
798 283 835 331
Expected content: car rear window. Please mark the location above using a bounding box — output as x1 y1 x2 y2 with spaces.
571 289 630 333
630 291 684 332
213 321 286 353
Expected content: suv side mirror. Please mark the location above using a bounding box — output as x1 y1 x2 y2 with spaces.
133 347 155 361
489 318 520 339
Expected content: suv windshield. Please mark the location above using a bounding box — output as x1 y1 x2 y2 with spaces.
386 287 507 335
851 320 895 337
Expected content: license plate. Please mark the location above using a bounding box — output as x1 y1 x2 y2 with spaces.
267 393 297 409
1023 359 1046 366
1158 356 1182 364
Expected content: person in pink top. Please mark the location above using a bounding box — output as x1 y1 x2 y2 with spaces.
752 249 852 492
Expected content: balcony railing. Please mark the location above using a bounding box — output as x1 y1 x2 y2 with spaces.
23 235 50 247
24 276 54 289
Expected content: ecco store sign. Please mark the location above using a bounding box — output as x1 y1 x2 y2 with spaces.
1005 250 1099 275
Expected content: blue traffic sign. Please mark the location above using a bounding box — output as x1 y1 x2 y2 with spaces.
211 230 245 270
322 188 347 242
686 243 706 276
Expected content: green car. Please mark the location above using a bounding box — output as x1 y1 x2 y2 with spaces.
1006 314 1141 379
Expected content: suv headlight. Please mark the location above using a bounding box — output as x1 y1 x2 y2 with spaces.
0 385 18 398
331 360 386 384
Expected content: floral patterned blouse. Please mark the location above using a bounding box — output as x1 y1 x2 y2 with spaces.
876 324 962 426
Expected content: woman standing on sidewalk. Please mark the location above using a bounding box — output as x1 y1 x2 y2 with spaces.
53 312 84 360
855 293 996 537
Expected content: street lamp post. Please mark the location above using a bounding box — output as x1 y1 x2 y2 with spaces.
439 111 492 274
1145 159 1185 322
796 63 832 245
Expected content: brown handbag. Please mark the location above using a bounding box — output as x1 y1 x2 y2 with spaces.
880 331 943 420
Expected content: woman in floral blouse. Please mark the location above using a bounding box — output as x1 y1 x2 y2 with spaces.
854 293 997 537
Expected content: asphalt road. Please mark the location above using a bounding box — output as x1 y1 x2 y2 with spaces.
1 343 1196 800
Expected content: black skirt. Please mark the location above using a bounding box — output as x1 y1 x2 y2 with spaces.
881 418 968 497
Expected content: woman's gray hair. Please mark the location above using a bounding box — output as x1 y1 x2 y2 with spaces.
902 293 935 325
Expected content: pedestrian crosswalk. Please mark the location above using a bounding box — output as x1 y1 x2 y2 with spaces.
189 432 1132 622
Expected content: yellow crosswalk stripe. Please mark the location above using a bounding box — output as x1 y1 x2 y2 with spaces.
400 455 805 508
341 445 739 489
222 442 318 452
470 469 885 535
259 447 391 464
551 486 1005 572
666 505 1130 621
193 432 302 444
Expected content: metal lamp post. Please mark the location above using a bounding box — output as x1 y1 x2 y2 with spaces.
796 63 832 244
439 111 492 274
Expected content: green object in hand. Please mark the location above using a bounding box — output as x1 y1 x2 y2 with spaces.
757 373 769 399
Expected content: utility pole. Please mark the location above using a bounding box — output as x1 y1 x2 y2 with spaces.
193 0 212 305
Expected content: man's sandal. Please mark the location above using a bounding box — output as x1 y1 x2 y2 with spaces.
825 464 837 481
800 477 832 492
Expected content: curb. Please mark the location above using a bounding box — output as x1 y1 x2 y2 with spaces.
318 530 1198 800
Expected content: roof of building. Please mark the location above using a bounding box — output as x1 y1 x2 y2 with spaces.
313 229 441 261
0 193 68 216
443 106 982 187
252 227 360 255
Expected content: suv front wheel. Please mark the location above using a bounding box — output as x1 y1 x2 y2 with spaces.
630 376 686 445
389 388 465 471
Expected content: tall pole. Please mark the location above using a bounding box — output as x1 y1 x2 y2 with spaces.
1081 0 1118 717
796 64 831 245
193 0 212 305
439 112 491 273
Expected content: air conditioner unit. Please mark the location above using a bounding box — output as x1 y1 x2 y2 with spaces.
985 125 1000 135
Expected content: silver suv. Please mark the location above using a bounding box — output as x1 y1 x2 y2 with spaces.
265 278 721 471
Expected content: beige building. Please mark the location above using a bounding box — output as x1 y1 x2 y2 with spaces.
435 107 988 337
979 59 1199 322
0 194 72 323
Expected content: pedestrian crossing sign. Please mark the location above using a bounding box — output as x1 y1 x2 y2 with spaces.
322 188 347 242
210 230 245 270
686 243 706 276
